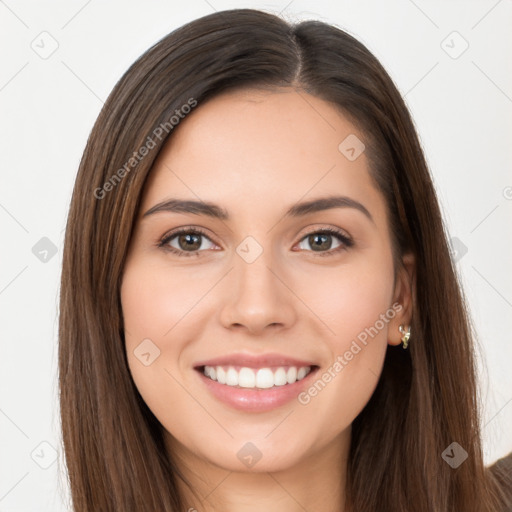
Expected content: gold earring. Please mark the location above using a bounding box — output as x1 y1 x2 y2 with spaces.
399 324 411 349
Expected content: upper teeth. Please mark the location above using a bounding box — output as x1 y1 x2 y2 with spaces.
203 365 312 389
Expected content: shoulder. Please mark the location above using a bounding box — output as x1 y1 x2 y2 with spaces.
486 451 512 512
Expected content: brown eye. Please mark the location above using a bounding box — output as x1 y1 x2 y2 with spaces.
176 232 202 251
296 228 353 256
159 228 216 257
305 233 335 251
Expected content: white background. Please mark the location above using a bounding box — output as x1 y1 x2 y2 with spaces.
1 1 511 510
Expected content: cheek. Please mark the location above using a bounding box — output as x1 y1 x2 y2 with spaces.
121 258 209 341
120 259 205 417
293 254 395 423
303 252 395 344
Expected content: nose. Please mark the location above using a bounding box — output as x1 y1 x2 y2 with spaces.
218 246 298 335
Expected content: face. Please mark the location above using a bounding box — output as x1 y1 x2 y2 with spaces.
120 88 413 476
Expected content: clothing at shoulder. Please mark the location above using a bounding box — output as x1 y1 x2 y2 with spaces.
487 452 512 512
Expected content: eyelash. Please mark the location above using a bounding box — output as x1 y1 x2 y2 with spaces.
157 226 354 258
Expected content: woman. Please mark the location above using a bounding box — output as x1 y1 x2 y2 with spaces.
58 8 512 511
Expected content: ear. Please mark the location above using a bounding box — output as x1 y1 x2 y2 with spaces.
388 252 415 346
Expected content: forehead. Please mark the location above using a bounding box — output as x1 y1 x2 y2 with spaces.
139 88 386 225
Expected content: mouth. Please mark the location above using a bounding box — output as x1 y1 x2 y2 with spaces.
195 364 319 390
194 364 320 413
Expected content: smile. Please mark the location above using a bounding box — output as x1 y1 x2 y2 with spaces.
202 365 313 389
195 364 320 413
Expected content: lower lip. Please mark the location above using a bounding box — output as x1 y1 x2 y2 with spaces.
195 367 319 413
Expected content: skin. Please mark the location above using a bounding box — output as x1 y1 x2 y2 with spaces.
120 87 414 512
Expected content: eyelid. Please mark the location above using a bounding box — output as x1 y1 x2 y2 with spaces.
157 224 353 257
293 226 353 257
158 226 218 253
295 224 352 243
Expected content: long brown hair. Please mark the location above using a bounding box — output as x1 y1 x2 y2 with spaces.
58 8 511 511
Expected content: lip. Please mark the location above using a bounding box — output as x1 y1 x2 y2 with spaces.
195 365 320 413
193 352 317 370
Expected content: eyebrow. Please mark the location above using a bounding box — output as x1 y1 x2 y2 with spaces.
142 195 374 223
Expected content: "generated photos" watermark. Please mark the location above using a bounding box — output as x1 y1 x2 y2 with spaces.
94 97 198 199
297 302 403 405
